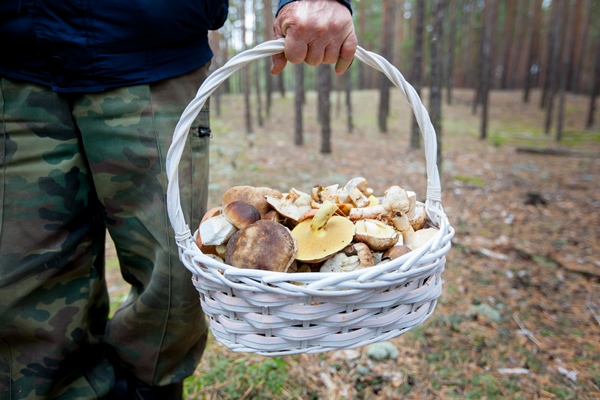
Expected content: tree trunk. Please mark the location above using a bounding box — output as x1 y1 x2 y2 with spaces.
241 0 252 134
480 0 497 140
523 0 542 103
587 35 600 129
410 0 425 149
344 69 353 134
472 2 486 115
294 63 304 146
430 0 445 174
445 0 458 105
540 0 562 111
508 0 528 88
254 0 264 128
571 0 591 93
544 0 566 135
500 0 517 89
556 0 575 142
317 64 332 154
263 0 274 116
378 0 395 133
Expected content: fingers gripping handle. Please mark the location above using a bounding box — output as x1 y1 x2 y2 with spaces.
166 39 443 240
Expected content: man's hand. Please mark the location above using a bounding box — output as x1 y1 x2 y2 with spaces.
272 0 357 76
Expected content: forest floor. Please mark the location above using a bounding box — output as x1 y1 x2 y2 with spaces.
106 86 600 399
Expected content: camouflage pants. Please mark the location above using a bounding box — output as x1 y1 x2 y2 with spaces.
0 65 211 399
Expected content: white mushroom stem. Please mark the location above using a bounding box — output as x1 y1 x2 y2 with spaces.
310 200 338 237
350 242 375 267
199 214 238 246
392 214 437 250
338 177 370 208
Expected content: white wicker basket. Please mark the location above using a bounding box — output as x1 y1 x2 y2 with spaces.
166 39 454 356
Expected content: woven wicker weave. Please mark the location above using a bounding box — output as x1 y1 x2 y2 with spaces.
166 39 455 356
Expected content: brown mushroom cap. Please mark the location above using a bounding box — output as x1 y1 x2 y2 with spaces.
225 220 297 272
223 201 261 229
291 201 356 263
221 186 282 219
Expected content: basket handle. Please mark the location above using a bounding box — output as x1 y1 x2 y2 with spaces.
166 39 443 242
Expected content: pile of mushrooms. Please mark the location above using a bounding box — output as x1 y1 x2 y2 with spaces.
195 177 438 273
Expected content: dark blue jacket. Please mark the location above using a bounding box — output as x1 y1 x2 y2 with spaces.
0 0 351 93
0 0 229 92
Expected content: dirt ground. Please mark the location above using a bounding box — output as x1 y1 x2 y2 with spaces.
106 86 600 399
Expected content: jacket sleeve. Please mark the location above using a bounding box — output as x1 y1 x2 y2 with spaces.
210 0 229 30
276 0 352 17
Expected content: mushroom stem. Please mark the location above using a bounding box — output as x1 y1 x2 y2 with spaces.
310 200 338 237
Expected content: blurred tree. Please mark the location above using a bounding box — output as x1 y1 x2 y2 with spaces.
410 0 425 149
430 0 445 172
317 64 332 153
294 63 304 145
378 0 395 133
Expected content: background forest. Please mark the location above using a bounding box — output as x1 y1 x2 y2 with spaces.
104 0 600 398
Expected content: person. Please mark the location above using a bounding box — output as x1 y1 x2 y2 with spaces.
0 0 356 399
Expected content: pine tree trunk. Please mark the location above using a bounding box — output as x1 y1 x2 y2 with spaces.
344 69 354 134
556 0 575 142
294 63 304 146
430 0 445 174
263 0 274 116
241 0 252 134
541 0 562 111
445 0 458 105
523 0 542 103
500 0 517 89
378 0 395 133
318 64 332 154
410 0 425 149
254 0 263 127
544 0 566 134
480 0 497 140
571 0 591 93
587 36 600 129
508 0 528 88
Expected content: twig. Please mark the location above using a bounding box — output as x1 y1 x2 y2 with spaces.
512 313 543 348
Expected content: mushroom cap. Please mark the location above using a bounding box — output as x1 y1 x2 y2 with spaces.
221 186 282 219
225 220 298 272
291 204 356 263
223 201 261 229
354 219 399 251
382 245 412 261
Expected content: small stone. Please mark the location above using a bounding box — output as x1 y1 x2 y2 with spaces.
366 342 399 360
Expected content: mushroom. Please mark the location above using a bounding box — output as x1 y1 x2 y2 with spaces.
410 204 427 231
291 200 356 263
349 185 410 222
221 186 282 219
319 253 363 273
266 188 313 223
195 206 222 255
337 177 370 208
343 242 375 267
392 213 438 250
225 220 297 272
222 201 261 229
354 219 399 251
199 214 238 246
382 245 412 261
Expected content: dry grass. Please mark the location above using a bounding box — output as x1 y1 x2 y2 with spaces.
107 86 600 399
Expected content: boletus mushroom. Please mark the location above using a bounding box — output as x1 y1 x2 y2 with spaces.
354 219 399 251
221 185 282 219
225 220 297 272
291 200 356 263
